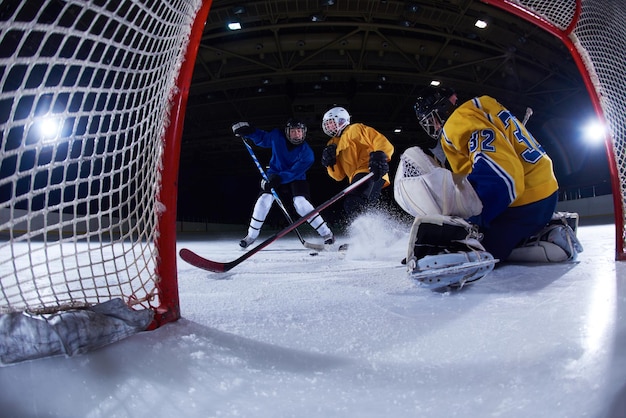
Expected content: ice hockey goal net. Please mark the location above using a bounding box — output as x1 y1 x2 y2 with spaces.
483 0 626 260
0 0 211 342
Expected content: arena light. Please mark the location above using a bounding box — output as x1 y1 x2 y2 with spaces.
582 119 606 144
475 19 488 29
37 117 61 143
227 21 242 30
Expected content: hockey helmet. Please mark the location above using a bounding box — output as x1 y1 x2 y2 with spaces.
285 118 307 145
322 106 351 137
414 86 457 140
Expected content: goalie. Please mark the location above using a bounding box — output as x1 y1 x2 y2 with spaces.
395 86 582 289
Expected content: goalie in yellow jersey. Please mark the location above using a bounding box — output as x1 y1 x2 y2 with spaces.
394 86 582 289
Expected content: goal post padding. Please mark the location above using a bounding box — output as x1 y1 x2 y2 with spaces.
0 0 213 364
482 0 626 260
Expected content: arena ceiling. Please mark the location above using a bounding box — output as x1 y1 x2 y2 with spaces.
178 0 604 221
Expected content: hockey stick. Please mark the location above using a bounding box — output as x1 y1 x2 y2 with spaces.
242 138 325 251
180 172 374 273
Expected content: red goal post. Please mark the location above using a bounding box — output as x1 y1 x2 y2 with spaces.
482 0 626 260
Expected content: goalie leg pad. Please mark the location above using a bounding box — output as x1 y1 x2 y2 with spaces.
506 212 583 263
406 215 497 289
507 241 570 263
407 215 485 260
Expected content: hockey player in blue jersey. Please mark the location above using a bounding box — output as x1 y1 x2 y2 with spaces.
394 85 581 289
232 119 334 248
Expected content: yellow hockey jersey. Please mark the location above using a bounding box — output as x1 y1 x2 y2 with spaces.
325 123 395 187
441 96 558 225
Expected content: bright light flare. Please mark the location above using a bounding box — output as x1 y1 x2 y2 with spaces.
37 117 61 143
582 119 606 145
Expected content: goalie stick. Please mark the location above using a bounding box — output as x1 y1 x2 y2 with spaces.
242 138 324 251
522 107 533 125
180 172 374 273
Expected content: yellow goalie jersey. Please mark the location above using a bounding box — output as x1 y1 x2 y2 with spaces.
441 95 558 226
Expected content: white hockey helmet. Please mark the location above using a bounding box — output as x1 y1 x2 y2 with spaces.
322 106 351 137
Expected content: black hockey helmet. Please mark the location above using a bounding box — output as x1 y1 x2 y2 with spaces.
285 118 307 145
414 86 457 140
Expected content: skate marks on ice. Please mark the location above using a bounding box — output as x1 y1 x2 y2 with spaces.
368 260 580 321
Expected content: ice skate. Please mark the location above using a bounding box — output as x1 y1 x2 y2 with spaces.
405 215 497 289
323 233 335 245
239 235 256 249
409 250 496 289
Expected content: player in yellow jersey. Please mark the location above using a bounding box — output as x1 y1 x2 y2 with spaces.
394 86 581 289
320 106 394 217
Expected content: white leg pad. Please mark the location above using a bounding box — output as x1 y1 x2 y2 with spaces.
507 218 583 263
507 242 570 262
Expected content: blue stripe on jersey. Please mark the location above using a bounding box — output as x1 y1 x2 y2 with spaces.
474 152 516 203
468 152 517 226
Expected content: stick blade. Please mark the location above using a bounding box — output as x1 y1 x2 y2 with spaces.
179 248 229 272
302 241 326 251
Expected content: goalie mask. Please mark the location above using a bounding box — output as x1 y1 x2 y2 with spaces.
322 106 351 137
414 86 457 140
285 118 307 145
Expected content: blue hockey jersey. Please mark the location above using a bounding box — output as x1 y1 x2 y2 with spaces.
246 128 314 184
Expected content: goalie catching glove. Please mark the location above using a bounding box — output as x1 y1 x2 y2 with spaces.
406 214 497 289
394 146 482 218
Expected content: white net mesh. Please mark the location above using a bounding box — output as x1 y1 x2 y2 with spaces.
0 0 202 314
498 0 626 258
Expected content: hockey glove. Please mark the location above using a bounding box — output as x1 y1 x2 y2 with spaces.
232 122 256 138
369 150 389 180
261 173 281 191
321 144 337 168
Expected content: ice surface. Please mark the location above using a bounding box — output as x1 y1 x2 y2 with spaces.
1 212 625 418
